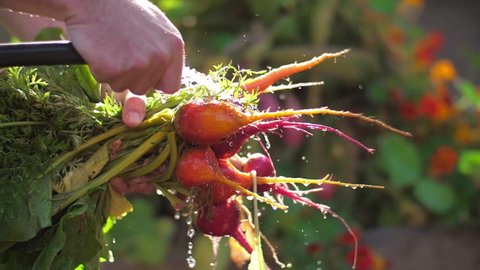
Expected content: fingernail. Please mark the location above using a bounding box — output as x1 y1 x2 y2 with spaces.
127 111 143 126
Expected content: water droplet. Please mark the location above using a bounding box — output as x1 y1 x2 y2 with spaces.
301 156 306 160
352 186 357 190
108 250 115 262
188 241 193 250
112 238 116 244
174 212 180 220
187 256 196 268
287 263 292 268
187 228 196 238
262 133 271 149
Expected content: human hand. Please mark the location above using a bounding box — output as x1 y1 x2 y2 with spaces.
65 0 184 127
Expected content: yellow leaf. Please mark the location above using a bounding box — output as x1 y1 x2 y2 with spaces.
54 143 110 192
108 185 133 219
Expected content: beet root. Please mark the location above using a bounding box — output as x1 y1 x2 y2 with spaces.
196 199 253 253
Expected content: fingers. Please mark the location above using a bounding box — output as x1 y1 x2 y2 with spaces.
121 92 147 128
156 37 184 94
108 37 184 95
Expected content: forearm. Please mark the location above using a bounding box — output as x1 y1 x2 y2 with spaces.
0 9 65 41
0 0 76 21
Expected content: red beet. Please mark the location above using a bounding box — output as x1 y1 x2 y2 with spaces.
242 153 275 178
196 199 253 253
174 100 410 146
174 100 249 145
175 147 278 206
175 146 221 187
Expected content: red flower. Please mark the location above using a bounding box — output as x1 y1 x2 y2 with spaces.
337 228 360 246
306 242 323 255
399 100 419 121
347 245 374 270
429 146 458 177
418 94 440 118
415 32 444 66
417 94 453 122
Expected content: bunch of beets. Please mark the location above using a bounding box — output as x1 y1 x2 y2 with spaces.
0 49 410 269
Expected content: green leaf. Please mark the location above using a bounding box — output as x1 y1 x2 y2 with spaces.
74 65 101 103
456 79 480 110
0 172 52 242
367 81 389 104
34 28 64 41
51 212 103 270
32 197 89 270
414 178 455 214
368 0 397 14
377 135 421 187
458 150 480 177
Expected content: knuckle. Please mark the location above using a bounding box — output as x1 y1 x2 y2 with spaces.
151 49 169 65
171 35 185 51
131 56 150 72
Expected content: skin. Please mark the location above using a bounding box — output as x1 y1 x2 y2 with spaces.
0 0 185 127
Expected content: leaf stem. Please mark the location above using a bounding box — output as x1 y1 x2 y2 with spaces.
51 130 167 215
0 121 47 128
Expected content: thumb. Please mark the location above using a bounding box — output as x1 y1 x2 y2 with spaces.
122 91 146 128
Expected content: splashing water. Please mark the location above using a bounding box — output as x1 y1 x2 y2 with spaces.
187 228 196 238
181 66 221 93
186 256 196 268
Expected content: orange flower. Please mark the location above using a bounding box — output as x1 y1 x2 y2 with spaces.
403 0 423 7
454 122 473 145
388 26 404 45
429 146 458 177
372 249 390 270
430 59 457 84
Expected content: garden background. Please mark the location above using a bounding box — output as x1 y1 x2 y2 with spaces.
1 0 479 269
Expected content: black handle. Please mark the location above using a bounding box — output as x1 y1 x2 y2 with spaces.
0 40 86 67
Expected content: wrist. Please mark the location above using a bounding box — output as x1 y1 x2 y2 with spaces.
0 0 83 21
